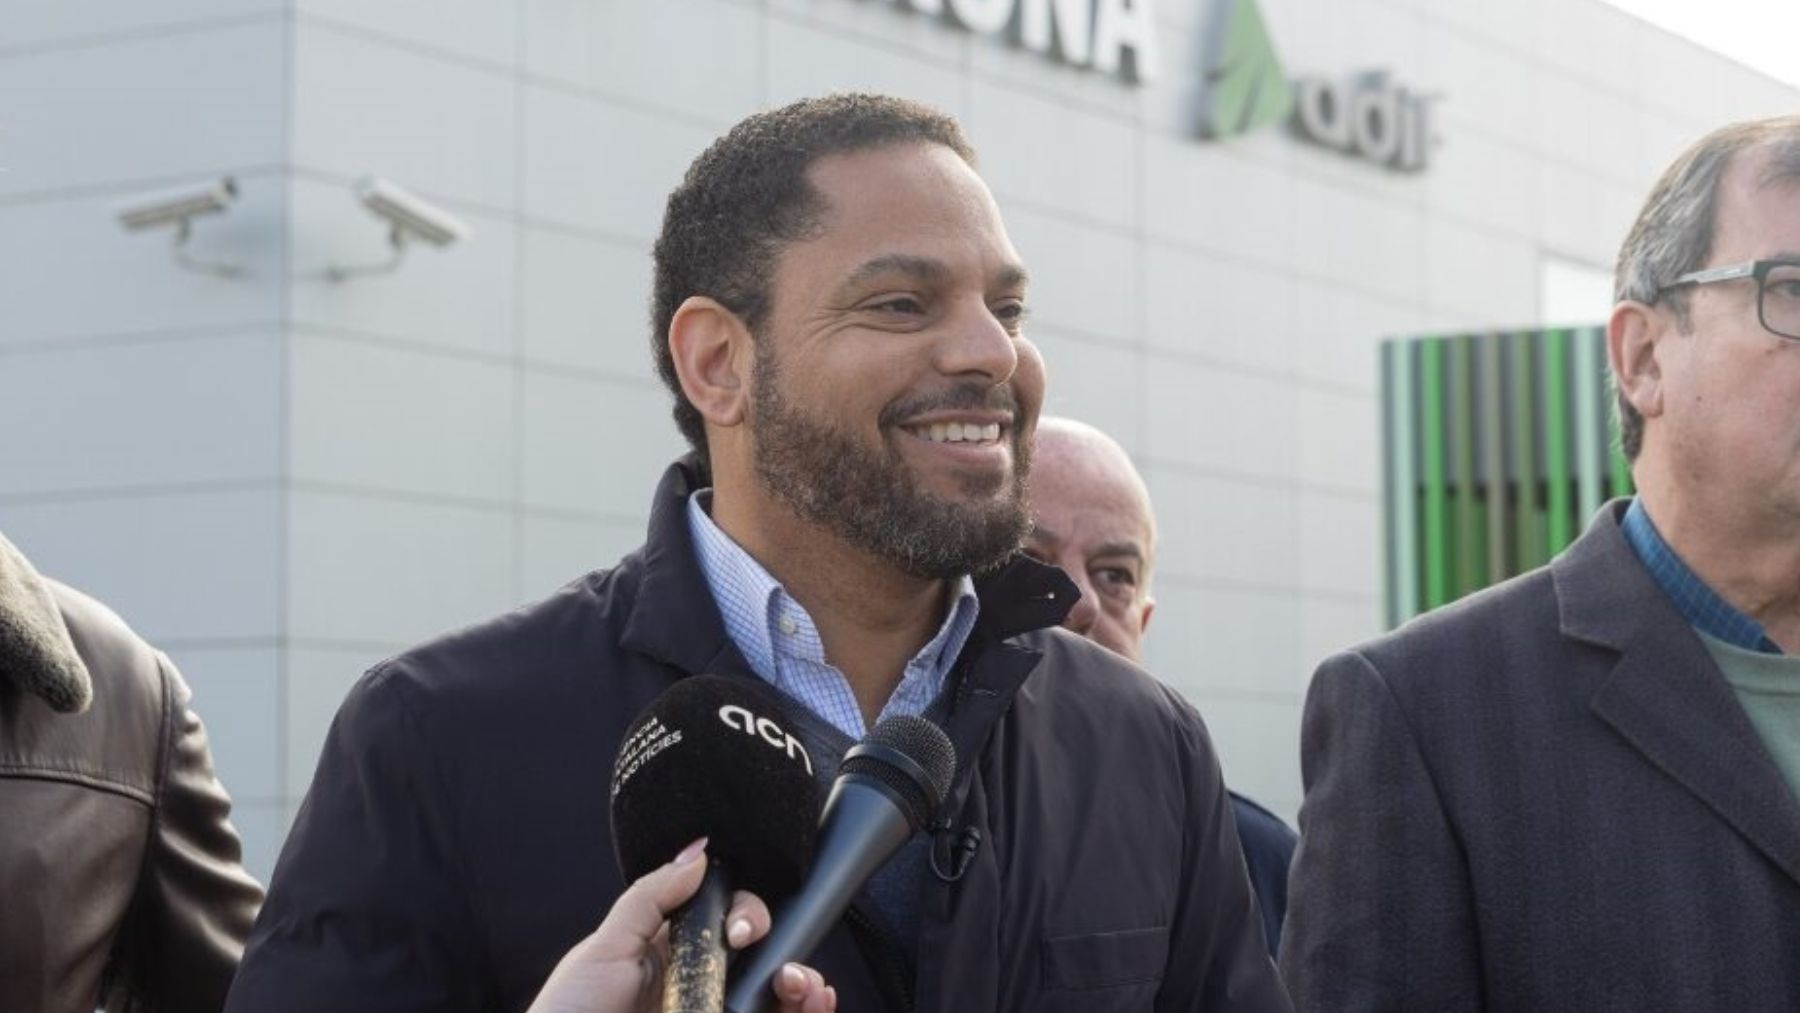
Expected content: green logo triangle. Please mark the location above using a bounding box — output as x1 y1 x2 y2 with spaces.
1199 0 1294 139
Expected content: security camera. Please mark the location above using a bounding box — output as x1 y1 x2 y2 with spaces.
325 176 471 281
117 177 237 231
115 177 240 277
355 176 467 247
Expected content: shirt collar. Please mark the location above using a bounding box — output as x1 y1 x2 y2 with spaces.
1621 497 1781 654
685 489 981 699
687 491 781 680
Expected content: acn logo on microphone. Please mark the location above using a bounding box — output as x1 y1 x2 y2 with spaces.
719 705 814 776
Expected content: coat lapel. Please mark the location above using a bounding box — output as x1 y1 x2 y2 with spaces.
1558 502 1800 888
617 455 756 682
940 556 1078 789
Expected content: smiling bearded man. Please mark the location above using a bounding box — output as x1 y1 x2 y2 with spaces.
749 336 1031 581
227 93 1288 1013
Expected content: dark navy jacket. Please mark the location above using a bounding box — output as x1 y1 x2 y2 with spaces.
1230 791 1297 957
228 456 1289 1013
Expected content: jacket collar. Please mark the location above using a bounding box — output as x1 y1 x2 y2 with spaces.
617 454 1077 681
618 455 750 680
970 551 1077 641
1556 500 1800 887
0 531 91 713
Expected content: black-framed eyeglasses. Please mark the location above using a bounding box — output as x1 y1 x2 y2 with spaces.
1656 257 1800 340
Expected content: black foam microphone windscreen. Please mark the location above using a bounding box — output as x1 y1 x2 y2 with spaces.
610 674 824 899
611 675 824 1012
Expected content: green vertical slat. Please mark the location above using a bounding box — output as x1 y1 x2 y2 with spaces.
1472 494 1490 591
1543 328 1573 553
1573 325 1603 522
1381 342 1397 627
1420 338 1449 609
1509 332 1543 572
1465 333 1490 593
1387 341 1418 626
1481 332 1507 583
1450 336 1480 599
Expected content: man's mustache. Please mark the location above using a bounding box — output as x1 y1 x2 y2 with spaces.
880 384 1024 429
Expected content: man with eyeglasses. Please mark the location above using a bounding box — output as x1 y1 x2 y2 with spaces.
1282 115 1800 1011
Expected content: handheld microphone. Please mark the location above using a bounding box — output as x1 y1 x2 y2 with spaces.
725 715 957 1013
610 676 823 1013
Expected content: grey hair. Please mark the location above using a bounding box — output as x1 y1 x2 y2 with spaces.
1612 115 1800 460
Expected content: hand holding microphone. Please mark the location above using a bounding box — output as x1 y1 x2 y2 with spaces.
582 675 958 1013
525 840 835 1013
607 676 825 1013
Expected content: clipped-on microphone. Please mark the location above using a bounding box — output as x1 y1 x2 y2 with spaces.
610 676 823 1013
725 715 957 1013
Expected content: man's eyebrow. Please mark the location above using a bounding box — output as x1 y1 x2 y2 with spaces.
995 263 1030 291
837 255 1031 292
1090 541 1146 563
840 254 951 289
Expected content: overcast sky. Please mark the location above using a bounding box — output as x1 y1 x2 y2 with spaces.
1600 0 1800 89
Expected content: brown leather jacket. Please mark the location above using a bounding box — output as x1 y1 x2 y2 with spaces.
0 533 263 1013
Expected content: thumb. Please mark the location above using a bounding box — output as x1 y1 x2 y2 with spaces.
588 838 709 959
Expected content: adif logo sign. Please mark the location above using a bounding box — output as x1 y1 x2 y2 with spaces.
859 0 1435 171
1292 70 1434 171
879 0 1159 81
1198 0 1436 171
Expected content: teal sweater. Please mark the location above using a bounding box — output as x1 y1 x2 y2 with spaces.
1699 630 1800 802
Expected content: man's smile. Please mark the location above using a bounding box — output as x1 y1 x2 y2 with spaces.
893 410 1015 470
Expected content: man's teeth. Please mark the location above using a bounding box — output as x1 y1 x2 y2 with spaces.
913 422 1003 444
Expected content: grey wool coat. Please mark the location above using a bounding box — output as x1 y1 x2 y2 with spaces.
1281 501 1800 1011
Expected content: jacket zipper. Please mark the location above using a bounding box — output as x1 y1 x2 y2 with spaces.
847 903 915 1012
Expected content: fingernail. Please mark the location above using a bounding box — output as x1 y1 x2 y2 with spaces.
780 964 805 989
674 837 707 866
727 917 753 947
825 985 838 1011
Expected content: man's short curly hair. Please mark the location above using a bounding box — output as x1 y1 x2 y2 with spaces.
650 93 976 458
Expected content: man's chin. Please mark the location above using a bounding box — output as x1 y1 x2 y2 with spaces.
896 451 1017 500
911 471 1017 509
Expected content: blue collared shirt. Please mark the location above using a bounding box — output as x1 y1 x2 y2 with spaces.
1621 498 1782 654
686 491 981 740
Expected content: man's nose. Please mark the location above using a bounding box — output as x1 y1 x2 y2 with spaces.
933 301 1019 383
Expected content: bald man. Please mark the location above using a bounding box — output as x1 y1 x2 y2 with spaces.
1025 416 1298 957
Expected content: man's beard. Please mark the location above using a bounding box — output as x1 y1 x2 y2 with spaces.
748 341 1032 580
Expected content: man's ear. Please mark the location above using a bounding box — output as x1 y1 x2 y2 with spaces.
1139 595 1155 636
668 296 753 431
1607 299 1666 423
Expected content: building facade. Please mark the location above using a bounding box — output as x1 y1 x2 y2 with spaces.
2 0 1795 878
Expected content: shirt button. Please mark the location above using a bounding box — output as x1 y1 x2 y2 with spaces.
778 614 798 636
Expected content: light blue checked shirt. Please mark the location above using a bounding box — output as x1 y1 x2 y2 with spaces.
686 491 980 740
1622 497 1782 654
